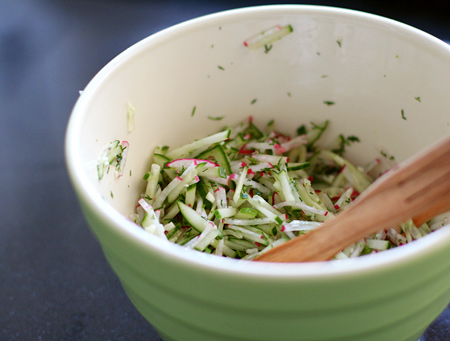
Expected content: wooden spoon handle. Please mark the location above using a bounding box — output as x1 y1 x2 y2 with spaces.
255 134 450 263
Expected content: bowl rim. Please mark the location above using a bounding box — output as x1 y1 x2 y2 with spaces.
65 4 450 279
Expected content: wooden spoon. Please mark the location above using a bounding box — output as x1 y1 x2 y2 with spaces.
254 134 450 263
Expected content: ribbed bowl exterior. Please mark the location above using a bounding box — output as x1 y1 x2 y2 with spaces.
81 201 450 341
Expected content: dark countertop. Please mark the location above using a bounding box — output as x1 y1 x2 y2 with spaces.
1 1 449 340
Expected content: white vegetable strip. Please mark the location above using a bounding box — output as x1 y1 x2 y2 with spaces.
213 238 225 256
190 222 218 250
223 217 278 226
277 135 308 153
164 222 176 232
275 169 296 204
387 228 407 245
185 184 196 207
152 177 183 208
167 164 199 204
214 187 227 209
247 195 285 225
214 207 238 219
145 163 161 199
116 141 129 177
138 198 152 212
163 202 180 220
366 239 390 251
251 154 288 164
166 130 230 159
247 162 275 173
203 175 229 186
245 141 278 154
320 150 371 193
275 201 329 216
244 179 271 195
334 187 354 210
227 225 268 245
350 239 366 258
166 158 218 171
284 230 297 239
195 195 204 216
250 195 284 216
138 199 167 240
282 220 322 232
428 212 450 230
233 166 248 205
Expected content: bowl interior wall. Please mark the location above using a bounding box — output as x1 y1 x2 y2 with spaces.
74 7 450 219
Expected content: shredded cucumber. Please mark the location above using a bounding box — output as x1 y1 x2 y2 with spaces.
131 117 448 260
97 140 129 180
243 24 293 50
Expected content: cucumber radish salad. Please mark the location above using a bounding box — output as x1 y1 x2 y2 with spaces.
116 117 449 260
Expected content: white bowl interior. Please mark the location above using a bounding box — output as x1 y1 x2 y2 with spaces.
67 5 450 274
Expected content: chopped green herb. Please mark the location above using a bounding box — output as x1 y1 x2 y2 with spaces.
143 171 150 180
380 150 395 160
251 98 257 105
336 39 342 48
297 124 307 136
110 191 114 198
332 134 360 155
308 120 329 149
208 116 224 121
321 75 328 78
218 66 225 70
360 245 373 255
240 192 250 199
401 109 407 120
323 101 335 106
316 51 321 55
264 44 273 54
191 106 197 117
415 96 421 102
287 92 291 97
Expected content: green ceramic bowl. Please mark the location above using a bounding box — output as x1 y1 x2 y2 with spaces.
65 5 450 340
